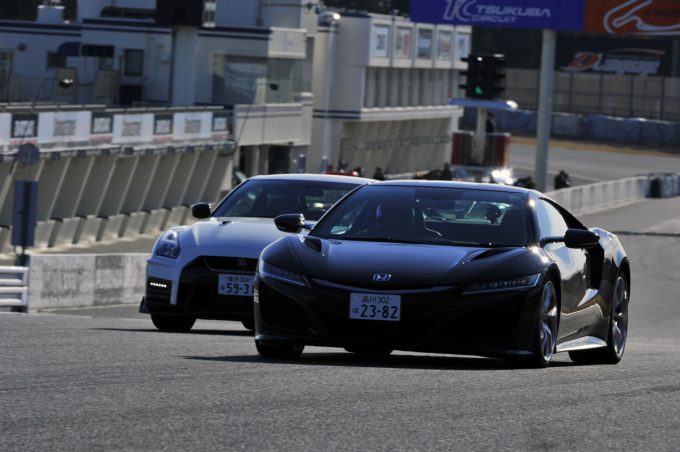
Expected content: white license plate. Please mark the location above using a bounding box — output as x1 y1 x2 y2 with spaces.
218 274 254 296
349 293 401 321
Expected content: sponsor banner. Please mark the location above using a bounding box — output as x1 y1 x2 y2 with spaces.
173 112 212 141
37 111 91 145
411 0 585 31
584 0 680 36
153 114 174 143
395 27 413 59
437 30 453 60
453 30 471 62
10 113 39 143
91 112 113 143
558 35 672 75
417 28 433 59
112 113 154 144
371 24 390 58
211 112 230 140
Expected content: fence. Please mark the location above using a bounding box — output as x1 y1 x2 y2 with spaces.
506 69 680 122
545 176 649 216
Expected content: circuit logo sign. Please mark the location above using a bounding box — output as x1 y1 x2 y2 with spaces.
585 0 680 35
411 0 584 31
443 0 551 24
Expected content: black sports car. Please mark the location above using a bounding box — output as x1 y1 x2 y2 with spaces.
253 181 630 367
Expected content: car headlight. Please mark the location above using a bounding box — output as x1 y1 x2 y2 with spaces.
259 260 306 287
156 228 181 259
464 273 541 294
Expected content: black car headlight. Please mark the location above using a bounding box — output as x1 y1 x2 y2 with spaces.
464 273 541 294
259 261 306 287
156 228 181 259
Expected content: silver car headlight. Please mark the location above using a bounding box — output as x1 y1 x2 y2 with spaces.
259 260 306 287
156 228 181 259
464 273 541 294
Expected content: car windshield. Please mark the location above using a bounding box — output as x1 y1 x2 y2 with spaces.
211 179 361 221
311 185 531 247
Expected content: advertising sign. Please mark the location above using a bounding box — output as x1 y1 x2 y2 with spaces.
437 30 453 60
112 113 154 144
173 112 212 141
395 27 412 59
11 114 38 142
91 112 113 143
584 0 680 36
558 35 672 75
411 0 586 31
417 29 433 58
37 111 91 145
454 31 471 61
211 112 230 140
371 25 390 58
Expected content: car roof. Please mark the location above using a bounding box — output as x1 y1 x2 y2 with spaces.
248 173 374 185
370 179 536 195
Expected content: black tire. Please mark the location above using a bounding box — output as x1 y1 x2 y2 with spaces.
344 346 393 357
526 280 559 368
255 340 304 359
241 318 255 331
570 274 629 365
150 313 196 332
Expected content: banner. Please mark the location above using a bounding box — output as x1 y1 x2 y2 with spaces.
584 0 680 36
557 35 672 75
411 0 585 31
37 111 91 145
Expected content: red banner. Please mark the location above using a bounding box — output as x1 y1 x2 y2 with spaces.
584 0 680 35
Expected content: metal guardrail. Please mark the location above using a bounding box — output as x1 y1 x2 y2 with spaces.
0 266 28 308
546 176 649 216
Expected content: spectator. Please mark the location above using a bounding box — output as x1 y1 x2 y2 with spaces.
373 167 385 181
486 111 496 134
440 162 453 180
353 166 364 177
554 170 571 190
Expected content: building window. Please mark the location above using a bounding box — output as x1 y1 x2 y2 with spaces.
212 56 301 105
124 49 144 76
46 52 66 69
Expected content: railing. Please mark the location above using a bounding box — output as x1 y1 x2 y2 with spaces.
546 176 649 216
0 266 28 309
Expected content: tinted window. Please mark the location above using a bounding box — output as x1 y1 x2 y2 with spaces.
536 199 569 238
312 185 530 247
212 179 360 221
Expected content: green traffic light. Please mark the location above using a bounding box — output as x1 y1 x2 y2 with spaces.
475 86 483 95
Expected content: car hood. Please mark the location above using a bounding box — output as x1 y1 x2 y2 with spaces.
285 237 537 288
179 217 288 251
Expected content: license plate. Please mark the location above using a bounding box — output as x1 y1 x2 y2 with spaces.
218 274 254 296
349 293 401 321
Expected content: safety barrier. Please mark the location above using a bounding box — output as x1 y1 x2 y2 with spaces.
10 175 664 311
545 176 649 216
0 266 28 309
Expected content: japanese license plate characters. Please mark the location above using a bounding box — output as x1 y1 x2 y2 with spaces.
349 293 401 321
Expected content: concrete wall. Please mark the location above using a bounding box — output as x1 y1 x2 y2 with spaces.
545 176 649 216
26 254 146 312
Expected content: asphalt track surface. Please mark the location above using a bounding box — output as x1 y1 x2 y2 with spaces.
509 141 680 189
2 197 680 451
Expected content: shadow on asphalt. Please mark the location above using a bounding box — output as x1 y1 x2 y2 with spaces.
182 353 575 371
93 327 253 337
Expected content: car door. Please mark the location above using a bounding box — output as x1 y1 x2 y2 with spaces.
535 199 589 341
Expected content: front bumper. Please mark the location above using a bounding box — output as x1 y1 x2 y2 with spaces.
145 256 257 320
254 275 542 357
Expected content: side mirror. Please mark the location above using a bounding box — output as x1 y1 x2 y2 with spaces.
275 213 306 233
191 202 211 219
564 228 600 249
540 228 599 249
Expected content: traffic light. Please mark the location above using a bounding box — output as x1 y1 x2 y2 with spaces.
460 54 506 100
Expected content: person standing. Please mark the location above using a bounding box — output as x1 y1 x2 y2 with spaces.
485 111 496 134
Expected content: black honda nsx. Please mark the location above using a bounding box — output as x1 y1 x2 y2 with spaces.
253 181 630 367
